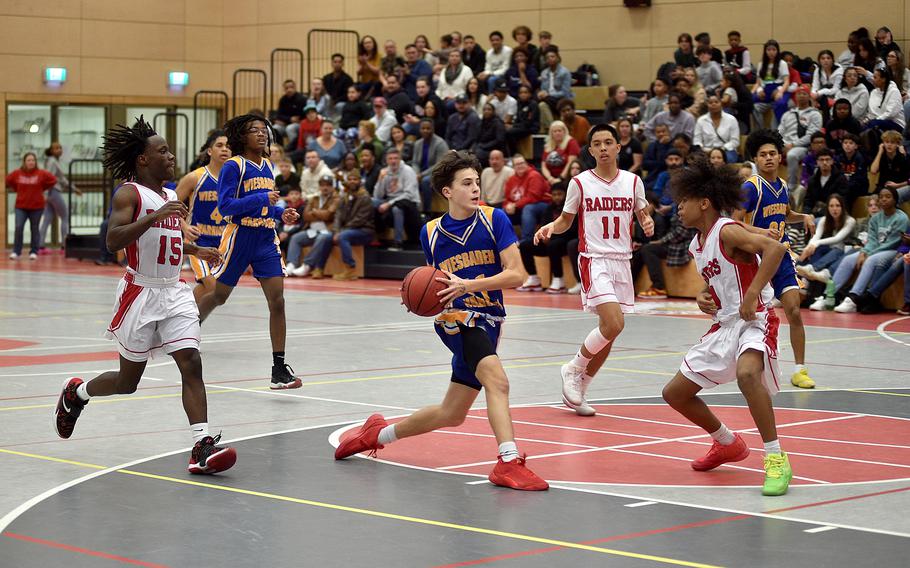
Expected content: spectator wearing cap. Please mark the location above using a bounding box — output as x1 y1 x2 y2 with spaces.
373 148 421 249
411 118 450 213
436 49 475 110
537 48 573 132
779 84 824 190
489 80 518 124
298 149 334 199
446 94 482 151
369 97 398 143
291 103 323 156
287 175 341 277
479 31 514 93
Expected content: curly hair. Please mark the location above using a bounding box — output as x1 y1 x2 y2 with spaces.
670 153 744 213
101 115 157 181
431 150 481 195
745 128 784 159
223 114 269 157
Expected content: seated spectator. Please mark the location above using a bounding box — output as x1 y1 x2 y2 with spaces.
277 186 307 256
672 132 694 160
858 234 910 313
385 124 414 164
835 67 870 123
269 144 293 176
876 27 901 59
461 34 486 76
707 147 728 167
693 93 740 163
473 103 508 166
804 149 849 215
810 50 843 114
6 152 56 260
652 149 685 210
338 86 371 141
404 77 446 136
643 93 695 142
436 50 475 109
615 118 643 175
372 148 421 249
355 120 385 164
287 175 341 277
870 130 910 191
725 30 754 83
696 45 723 92
356 35 382 98
603 84 641 124
517 182 577 293
359 146 381 194
796 132 829 196
380 40 406 79
718 71 751 129
836 133 870 207
537 48 573 130
778 85 823 190
411 118 449 213
273 79 306 145
503 154 551 239
290 103 323 159
307 120 347 169
369 97 397 143
534 31 557 71
306 171 375 281
323 53 354 117
478 30 513 92
401 44 434 101
414 34 437 67
505 85 540 154
634 213 698 299
504 48 539 98
695 32 724 63
511 25 538 65
682 67 708 116
825 98 863 153
307 78 331 116
424 99 447 138
432 34 454 73
558 99 591 146
480 149 513 208
886 49 910 97
298 149 334 198
831 187 909 312
675 33 697 68
382 75 414 126
445 94 482 151
541 120 581 185
837 28 863 68
274 158 301 196
640 78 669 126
853 38 880 86
799 193 856 284
335 151 359 183
862 67 905 151
643 123 673 189
752 39 791 128
489 80 518 124
465 77 487 116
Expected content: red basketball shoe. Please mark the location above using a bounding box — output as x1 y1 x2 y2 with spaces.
691 433 750 471
54 377 87 439
334 414 388 459
488 456 549 491
188 434 237 474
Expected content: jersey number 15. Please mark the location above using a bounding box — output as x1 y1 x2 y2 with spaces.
157 236 181 266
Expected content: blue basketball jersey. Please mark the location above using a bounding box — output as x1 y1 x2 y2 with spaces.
188 166 226 246
217 156 283 230
420 206 518 332
742 174 790 245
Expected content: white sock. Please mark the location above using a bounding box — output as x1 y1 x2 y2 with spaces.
764 439 782 455
571 328 611 368
75 382 91 402
190 422 209 443
498 441 519 462
710 424 736 446
793 364 806 375
378 424 398 445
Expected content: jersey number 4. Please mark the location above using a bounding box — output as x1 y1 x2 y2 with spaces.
157 236 181 266
601 216 621 239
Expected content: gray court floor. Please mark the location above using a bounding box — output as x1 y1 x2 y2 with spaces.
1 265 909 567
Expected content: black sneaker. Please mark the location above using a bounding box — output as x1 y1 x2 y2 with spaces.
188 433 237 474
54 377 87 439
270 363 302 390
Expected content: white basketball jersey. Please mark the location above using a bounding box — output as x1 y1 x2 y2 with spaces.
564 169 647 259
689 217 774 324
123 183 184 281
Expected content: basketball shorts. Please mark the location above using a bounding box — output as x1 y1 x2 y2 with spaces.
104 276 200 362
189 234 223 281
771 250 800 298
435 320 501 390
578 256 635 314
680 309 782 394
211 225 285 287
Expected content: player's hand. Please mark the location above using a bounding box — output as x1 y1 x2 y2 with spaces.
641 215 655 238
196 247 222 267
696 290 718 316
803 214 816 236
282 208 299 224
182 223 201 242
155 201 188 222
534 222 555 245
436 270 470 306
739 292 757 321
267 191 280 205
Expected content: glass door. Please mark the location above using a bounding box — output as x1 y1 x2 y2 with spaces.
6 104 52 244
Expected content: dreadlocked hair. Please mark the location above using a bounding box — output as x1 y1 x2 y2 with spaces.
224 114 271 157
670 153 744 214
101 115 157 181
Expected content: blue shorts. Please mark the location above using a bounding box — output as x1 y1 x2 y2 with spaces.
435 320 501 390
771 251 800 298
210 225 284 287
195 234 222 249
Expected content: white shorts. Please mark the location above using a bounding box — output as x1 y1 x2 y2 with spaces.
680 310 782 394
578 256 635 314
104 278 200 362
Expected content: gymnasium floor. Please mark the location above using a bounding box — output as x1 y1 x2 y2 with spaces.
1 256 909 567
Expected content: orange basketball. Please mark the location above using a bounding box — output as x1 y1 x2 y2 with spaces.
401 266 448 317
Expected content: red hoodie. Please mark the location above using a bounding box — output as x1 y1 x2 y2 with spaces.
6 168 57 210
503 166 551 210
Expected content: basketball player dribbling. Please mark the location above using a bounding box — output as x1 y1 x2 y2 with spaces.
334 151 548 491
535 124 654 416
53 117 236 474
661 155 793 496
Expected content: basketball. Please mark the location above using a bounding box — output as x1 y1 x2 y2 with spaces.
401 266 448 317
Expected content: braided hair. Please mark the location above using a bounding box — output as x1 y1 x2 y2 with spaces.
223 114 271 157
101 115 157 181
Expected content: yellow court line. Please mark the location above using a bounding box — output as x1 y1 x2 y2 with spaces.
0 448 107 470
847 389 910 398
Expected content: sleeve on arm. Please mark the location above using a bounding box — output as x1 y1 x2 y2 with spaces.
563 176 581 214
217 160 268 217
491 207 519 251
740 180 758 214
419 225 433 265
633 175 648 211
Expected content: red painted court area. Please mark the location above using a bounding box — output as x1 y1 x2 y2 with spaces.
344 404 910 486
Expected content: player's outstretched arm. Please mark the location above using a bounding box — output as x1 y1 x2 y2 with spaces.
534 211 575 244
106 185 188 252
720 222 787 321
436 243 526 305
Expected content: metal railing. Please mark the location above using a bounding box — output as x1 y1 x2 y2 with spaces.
193 90 228 151
270 48 304 111
232 68 268 118
306 29 359 88
67 159 110 235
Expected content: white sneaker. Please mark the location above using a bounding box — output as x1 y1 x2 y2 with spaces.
292 263 312 277
8 252 19 260
816 268 831 282
808 296 827 311
28 253 37 260
517 275 543 292
834 296 857 313
572 374 596 416
561 362 585 406
546 276 566 294
567 283 581 294
285 262 297 276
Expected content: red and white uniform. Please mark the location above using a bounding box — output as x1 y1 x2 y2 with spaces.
104 183 200 362
680 217 781 393
564 168 647 313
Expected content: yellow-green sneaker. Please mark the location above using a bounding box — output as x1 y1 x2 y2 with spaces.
791 368 815 389
762 452 792 496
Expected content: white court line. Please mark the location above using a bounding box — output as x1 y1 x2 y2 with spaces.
804 525 839 534
196 381 418 412
434 429 598 449
877 316 910 347
624 501 658 508
682 439 910 471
